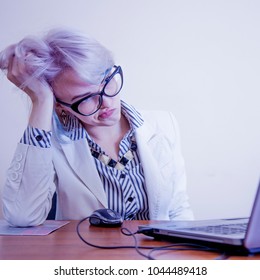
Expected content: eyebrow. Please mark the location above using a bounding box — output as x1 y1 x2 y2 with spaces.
71 92 93 102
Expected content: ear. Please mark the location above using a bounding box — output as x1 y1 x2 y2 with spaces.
55 102 63 110
55 103 65 114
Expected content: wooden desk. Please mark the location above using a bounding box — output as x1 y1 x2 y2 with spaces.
0 220 259 260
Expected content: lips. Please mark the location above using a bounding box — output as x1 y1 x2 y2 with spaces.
98 109 115 119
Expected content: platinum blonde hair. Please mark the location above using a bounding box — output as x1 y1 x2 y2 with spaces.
0 28 114 86
0 28 115 141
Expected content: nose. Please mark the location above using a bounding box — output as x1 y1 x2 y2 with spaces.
100 94 113 109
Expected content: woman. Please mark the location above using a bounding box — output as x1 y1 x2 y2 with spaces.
0 28 193 226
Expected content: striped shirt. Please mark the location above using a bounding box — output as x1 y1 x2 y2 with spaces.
20 101 150 220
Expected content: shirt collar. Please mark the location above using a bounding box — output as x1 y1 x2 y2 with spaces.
121 100 144 130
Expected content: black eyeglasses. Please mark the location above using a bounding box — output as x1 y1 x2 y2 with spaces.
55 65 123 116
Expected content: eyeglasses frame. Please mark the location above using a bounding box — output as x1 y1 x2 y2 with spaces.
55 65 123 116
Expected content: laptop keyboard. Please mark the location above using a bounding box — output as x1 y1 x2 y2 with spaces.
182 223 248 235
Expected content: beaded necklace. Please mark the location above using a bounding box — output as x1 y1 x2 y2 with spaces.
90 138 137 171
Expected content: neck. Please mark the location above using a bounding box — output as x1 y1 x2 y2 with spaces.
85 114 130 145
84 114 130 160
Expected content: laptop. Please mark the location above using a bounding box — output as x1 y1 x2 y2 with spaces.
138 181 260 254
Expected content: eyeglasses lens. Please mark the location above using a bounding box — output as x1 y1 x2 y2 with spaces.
103 71 123 96
77 95 101 116
77 70 123 116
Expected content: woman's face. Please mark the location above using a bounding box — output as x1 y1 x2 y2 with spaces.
52 68 122 129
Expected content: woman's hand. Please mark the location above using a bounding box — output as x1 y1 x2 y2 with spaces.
7 53 54 131
7 53 54 103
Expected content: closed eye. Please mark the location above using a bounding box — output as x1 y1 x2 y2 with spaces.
71 92 93 102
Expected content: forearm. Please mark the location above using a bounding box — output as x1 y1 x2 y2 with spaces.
28 97 54 131
168 112 194 220
169 172 194 220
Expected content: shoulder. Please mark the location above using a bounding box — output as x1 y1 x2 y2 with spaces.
139 110 180 143
140 110 177 125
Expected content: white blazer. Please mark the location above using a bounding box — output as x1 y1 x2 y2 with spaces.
2 111 193 226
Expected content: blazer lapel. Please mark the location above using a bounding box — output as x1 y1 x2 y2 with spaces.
135 123 170 219
60 139 107 207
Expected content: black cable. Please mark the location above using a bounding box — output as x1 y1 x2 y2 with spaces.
77 217 128 249
123 227 229 259
121 227 154 259
76 217 155 259
76 218 229 260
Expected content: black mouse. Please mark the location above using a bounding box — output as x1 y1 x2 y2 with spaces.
89 208 123 227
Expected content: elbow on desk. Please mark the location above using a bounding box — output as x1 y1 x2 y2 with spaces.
2 204 47 227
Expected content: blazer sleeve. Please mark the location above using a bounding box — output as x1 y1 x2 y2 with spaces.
139 110 194 220
2 143 56 227
167 112 194 220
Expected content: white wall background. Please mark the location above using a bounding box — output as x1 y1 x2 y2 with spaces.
0 0 260 220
